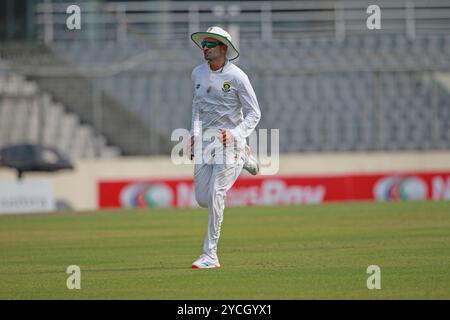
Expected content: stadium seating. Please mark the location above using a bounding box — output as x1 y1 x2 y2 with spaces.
0 71 120 159
46 34 450 153
2 32 450 155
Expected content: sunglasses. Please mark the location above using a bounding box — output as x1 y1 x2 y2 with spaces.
201 40 221 49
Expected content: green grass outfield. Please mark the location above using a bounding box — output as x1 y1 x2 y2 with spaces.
0 201 449 299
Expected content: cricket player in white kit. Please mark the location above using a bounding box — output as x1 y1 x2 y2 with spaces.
189 26 261 269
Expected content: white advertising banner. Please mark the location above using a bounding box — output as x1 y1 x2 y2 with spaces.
0 181 55 214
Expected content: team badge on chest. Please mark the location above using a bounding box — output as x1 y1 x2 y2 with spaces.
222 81 232 93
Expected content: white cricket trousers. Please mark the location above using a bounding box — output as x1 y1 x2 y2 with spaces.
194 158 244 261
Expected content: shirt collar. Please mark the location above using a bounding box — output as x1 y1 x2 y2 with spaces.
209 59 229 73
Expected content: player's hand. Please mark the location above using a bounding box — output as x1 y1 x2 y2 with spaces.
188 136 195 160
219 129 233 147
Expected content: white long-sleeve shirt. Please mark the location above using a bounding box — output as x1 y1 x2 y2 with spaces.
190 61 261 150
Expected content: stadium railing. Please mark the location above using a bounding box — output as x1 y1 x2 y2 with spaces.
34 0 450 44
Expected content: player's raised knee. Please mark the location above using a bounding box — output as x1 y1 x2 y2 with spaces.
195 194 209 208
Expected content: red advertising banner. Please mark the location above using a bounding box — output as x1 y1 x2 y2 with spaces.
98 171 450 209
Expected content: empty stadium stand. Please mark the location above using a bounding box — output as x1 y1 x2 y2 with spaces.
0 43 172 155
0 69 120 158
1 1 449 155
45 33 450 153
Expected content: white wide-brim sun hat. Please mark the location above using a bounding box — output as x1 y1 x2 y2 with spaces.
191 26 240 61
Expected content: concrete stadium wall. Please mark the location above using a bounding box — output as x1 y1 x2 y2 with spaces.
1 151 450 211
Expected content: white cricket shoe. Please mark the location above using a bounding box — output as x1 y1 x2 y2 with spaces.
191 254 221 269
242 145 259 175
